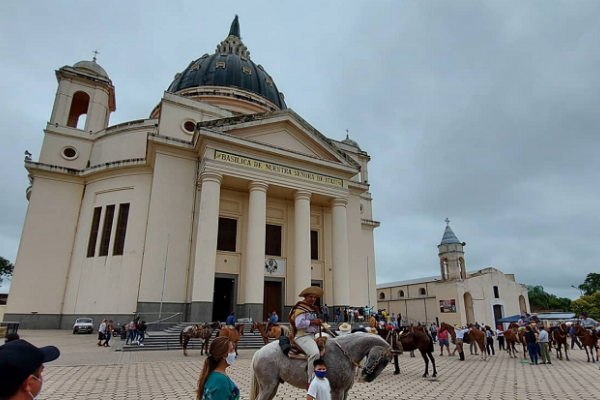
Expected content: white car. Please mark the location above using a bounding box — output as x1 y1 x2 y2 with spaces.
72 318 94 334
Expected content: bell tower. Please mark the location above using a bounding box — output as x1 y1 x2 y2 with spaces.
438 218 467 280
49 55 116 133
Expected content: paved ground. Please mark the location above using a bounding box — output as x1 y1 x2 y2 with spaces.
16 330 600 399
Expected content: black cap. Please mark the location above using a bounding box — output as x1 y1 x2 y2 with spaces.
0 340 60 390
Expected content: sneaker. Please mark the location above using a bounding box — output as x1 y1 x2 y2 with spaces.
139 343 144 346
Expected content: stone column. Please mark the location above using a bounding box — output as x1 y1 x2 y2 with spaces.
190 171 223 322
294 190 312 299
241 181 268 322
331 198 350 307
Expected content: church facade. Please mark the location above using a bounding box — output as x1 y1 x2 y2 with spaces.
377 222 530 328
5 17 379 328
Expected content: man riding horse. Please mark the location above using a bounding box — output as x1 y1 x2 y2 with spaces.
580 313 598 340
288 286 324 385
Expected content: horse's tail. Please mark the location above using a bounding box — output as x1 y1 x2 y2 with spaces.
179 329 183 346
249 352 260 400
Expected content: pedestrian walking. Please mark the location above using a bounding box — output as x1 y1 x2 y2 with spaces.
430 324 437 343
97 319 107 347
538 327 551 364
195 336 240 400
570 325 583 350
137 320 147 346
485 326 495 356
103 320 114 347
125 318 137 345
321 304 329 323
496 325 505 351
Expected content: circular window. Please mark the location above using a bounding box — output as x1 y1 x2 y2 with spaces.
182 120 196 134
61 147 78 160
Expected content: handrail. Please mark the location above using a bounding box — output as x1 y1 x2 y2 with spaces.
146 313 183 325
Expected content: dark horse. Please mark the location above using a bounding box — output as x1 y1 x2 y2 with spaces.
179 322 220 356
551 323 569 361
573 324 597 362
387 326 437 378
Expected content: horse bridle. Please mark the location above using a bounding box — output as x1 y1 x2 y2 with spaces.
334 341 392 374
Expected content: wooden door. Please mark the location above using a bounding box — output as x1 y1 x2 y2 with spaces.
263 281 281 322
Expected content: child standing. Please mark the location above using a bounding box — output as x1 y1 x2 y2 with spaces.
307 359 331 400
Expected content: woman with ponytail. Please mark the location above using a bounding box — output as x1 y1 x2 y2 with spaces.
196 336 240 400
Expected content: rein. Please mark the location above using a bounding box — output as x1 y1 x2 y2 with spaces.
334 341 392 374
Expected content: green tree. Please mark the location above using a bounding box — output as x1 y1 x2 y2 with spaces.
578 273 600 296
528 285 551 311
572 292 600 320
548 296 572 312
0 256 14 284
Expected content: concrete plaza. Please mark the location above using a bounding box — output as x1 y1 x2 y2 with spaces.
17 330 600 399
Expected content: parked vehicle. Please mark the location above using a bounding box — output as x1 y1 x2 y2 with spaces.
72 318 94 334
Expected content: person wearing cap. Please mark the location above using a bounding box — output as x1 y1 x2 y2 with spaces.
289 286 324 384
580 313 598 340
0 340 60 399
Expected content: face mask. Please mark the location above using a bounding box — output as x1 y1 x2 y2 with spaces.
29 375 43 400
225 352 236 366
315 370 327 379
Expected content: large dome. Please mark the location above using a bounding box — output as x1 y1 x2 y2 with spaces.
167 16 286 110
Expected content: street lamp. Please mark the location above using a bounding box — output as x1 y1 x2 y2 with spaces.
571 285 583 297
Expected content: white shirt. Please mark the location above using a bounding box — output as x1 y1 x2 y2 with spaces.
456 329 468 340
99 322 107 333
496 329 504 337
308 377 331 400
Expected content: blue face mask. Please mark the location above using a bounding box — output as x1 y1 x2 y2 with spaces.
315 370 327 379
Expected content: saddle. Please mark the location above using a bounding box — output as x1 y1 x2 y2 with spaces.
279 335 328 360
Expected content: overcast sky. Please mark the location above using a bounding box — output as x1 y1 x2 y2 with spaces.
1 1 598 298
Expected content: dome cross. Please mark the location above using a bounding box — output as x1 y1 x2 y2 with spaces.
92 50 100 63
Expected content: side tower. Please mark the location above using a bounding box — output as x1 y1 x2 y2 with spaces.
50 57 115 133
438 219 466 280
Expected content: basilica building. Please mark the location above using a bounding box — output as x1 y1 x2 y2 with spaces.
377 221 530 328
5 17 379 328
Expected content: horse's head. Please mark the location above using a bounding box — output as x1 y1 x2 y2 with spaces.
361 345 392 382
209 321 221 330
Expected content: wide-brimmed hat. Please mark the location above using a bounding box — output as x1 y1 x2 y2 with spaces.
338 323 352 332
298 286 324 298
322 323 331 330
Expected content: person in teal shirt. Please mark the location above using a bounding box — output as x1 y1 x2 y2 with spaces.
196 336 240 400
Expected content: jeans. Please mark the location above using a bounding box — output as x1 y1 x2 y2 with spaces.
104 332 112 346
138 332 145 344
126 330 136 343
571 335 583 350
486 337 495 355
528 343 539 364
324 313 329 323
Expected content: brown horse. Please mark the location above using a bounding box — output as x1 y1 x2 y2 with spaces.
507 323 528 360
218 323 244 355
573 324 597 362
250 322 289 345
389 327 437 378
438 323 486 361
179 322 220 356
551 324 569 361
502 328 520 358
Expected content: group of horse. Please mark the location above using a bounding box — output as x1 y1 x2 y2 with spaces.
179 319 597 400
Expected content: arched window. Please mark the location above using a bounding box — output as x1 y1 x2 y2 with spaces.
398 290 405 298
493 286 500 299
379 292 386 300
419 288 426 296
67 91 90 129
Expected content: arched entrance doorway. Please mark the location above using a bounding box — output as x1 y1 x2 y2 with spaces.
519 295 527 315
464 292 475 325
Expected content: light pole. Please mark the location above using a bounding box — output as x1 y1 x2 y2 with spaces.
570 285 583 297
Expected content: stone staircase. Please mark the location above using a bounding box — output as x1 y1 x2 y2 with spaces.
121 322 283 352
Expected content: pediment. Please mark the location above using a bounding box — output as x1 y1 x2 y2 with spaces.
206 111 356 167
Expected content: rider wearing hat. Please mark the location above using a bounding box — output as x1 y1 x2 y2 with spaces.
289 286 324 383
580 313 598 339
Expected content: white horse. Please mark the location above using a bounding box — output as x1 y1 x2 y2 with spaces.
249 332 391 400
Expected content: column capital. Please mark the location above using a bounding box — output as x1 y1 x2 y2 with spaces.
248 181 269 193
331 197 348 208
200 171 223 186
294 190 311 202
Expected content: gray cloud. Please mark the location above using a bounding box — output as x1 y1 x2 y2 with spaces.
1 1 598 300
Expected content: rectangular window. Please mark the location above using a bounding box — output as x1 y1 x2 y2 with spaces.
265 224 282 257
112 203 130 256
311 230 319 260
217 217 237 252
98 205 115 256
493 286 500 299
86 207 102 258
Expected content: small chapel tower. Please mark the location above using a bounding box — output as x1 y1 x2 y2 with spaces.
49 55 115 133
438 219 467 280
